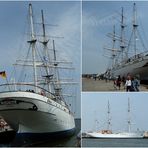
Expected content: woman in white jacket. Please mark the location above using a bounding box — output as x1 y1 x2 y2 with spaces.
125 76 132 92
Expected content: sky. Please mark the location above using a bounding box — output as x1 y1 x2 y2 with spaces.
82 92 148 132
0 1 81 118
82 1 148 74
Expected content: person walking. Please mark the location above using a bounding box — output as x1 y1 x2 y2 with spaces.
125 76 132 92
134 76 140 91
117 75 121 90
131 77 136 91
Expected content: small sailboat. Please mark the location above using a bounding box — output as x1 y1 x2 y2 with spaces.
86 98 143 138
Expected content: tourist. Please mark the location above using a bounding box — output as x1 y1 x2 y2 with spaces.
125 75 132 92
134 76 140 91
131 77 136 91
122 76 126 86
117 75 121 90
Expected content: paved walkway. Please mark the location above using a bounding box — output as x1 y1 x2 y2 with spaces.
82 78 148 92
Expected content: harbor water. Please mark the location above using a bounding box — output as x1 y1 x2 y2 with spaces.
0 119 81 147
82 138 148 147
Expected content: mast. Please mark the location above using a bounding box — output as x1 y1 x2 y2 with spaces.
53 40 56 62
112 25 116 68
107 100 111 130
41 9 49 58
133 3 138 57
104 25 120 71
120 7 126 60
41 9 51 92
127 3 147 58
127 98 131 132
53 40 62 98
53 39 60 83
28 3 37 92
133 3 138 56
41 10 46 39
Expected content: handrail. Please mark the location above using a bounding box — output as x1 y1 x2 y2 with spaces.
0 83 73 114
0 83 55 97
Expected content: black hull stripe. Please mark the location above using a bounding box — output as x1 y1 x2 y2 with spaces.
10 128 76 146
0 109 56 116
17 127 75 136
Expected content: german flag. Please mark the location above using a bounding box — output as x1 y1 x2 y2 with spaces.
0 71 6 78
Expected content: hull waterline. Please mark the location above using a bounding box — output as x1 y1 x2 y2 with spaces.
87 132 144 139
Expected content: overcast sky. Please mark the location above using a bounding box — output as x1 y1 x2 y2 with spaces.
82 1 148 74
0 1 81 118
82 92 148 132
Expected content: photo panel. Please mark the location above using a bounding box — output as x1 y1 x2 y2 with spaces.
82 1 148 92
82 92 148 147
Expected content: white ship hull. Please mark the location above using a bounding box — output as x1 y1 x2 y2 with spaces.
0 91 75 138
87 132 143 139
110 55 148 80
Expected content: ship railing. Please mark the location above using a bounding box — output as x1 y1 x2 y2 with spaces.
119 51 148 65
0 83 70 109
0 83 56 99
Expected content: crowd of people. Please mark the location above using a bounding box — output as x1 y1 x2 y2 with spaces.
114 75 140 92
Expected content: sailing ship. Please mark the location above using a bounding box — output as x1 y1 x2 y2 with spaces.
0 4 75 141
104 3 148 81
86 99 144 138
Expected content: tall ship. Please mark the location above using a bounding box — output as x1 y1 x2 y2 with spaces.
0 4 75 141
86 98 144 138
104 3 148 81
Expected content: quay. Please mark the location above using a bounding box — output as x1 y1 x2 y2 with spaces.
82 78 148 92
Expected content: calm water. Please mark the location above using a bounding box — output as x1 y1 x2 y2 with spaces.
0 119 81 147
33 119 81 147
82 138 148 147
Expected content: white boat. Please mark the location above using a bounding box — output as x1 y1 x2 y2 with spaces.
104 3 148 81
86 99 144 139
0 4 75 140
86 131 143 139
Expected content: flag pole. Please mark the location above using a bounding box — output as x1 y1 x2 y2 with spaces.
5 76 11 91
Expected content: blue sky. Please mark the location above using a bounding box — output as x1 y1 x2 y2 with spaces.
0 1 81 118
82 92 148 132
82 1 148 74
